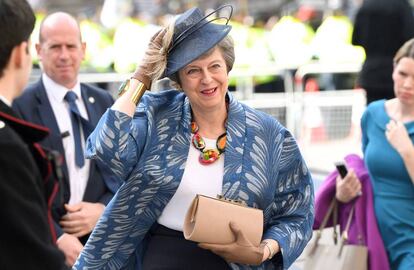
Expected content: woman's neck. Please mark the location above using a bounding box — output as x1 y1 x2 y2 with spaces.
191 104 227 139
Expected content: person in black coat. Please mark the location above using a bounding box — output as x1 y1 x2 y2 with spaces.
0 0 66 269
352 0 414 104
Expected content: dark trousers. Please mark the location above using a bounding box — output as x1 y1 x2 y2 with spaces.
142 224 231 270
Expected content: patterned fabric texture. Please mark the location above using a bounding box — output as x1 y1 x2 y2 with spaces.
73 90 314 270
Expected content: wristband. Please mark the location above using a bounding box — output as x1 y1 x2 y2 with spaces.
118 78 147 105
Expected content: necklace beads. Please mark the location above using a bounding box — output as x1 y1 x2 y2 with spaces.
191 121 226 165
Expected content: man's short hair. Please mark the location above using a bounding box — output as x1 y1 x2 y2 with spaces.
0 0 35 77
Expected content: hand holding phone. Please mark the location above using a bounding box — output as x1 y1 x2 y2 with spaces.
334 161 348 178
335 161 362 197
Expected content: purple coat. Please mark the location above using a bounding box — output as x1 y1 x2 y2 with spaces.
313 154 389 270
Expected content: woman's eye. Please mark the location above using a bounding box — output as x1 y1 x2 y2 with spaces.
187 69 198 74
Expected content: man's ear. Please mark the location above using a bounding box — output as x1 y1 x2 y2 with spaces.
81 41 86 60
14 42 29 68
35 43 42 61
25 41 30 54
9 44 21 69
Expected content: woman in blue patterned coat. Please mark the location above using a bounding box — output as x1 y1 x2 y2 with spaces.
74 5 314 270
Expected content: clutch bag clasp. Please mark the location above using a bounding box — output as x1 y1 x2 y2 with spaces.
216 194 247 207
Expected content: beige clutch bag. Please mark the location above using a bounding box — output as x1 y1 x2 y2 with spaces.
183 194 263 246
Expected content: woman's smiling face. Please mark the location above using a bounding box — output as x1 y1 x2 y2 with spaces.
178 47 229 114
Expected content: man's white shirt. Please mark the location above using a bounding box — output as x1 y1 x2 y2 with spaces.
43 73 90 204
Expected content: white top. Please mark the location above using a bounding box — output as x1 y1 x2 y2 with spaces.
157 135 224 231
0 95 11 107
42 74 90 205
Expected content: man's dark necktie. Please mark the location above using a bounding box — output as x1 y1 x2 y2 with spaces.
64 91 85 168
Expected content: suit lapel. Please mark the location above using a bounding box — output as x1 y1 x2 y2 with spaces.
81 85 100 126
80 84 99 186
35 81 61 144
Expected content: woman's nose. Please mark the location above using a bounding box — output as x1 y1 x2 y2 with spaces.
201 71 212 84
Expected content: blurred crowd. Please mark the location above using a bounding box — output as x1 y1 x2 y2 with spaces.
2 0 414 269
27 0 367 76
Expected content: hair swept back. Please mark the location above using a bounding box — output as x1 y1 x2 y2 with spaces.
394 38 414 65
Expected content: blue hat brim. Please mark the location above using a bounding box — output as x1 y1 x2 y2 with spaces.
164 21 232 77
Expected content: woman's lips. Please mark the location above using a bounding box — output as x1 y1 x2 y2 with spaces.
201 87 217 96
399 92 413 100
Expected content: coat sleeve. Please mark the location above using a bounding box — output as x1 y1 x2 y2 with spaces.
262 129 315 269
85 105 148 181
0 141 67 270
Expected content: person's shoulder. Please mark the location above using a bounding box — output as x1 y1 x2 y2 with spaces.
13 81 43 108
0 120 11 139
17 80 42 99
81 83 111 96
81 83 114 103
0 120 23 147
146 89 184 99
362 99 387 128
25 79 43 91
141 89 185 107
365 99 386 114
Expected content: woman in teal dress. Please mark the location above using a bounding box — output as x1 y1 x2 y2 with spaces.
336 38 414 269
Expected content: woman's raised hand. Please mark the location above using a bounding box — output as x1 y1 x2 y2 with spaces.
132 28 167 90
386 119 414 156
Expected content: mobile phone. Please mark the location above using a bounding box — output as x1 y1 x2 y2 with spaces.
334 161 348 178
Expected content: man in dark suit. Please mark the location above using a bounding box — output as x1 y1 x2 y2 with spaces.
13 12 115 266
0 0 66 269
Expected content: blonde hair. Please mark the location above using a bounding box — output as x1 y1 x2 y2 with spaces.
394 38 414 65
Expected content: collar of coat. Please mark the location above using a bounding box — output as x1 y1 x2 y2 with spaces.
0 100 49 144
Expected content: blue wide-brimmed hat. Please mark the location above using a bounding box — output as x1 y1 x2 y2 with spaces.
164 5 233 77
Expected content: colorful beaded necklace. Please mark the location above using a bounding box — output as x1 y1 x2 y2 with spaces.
191 121 227 165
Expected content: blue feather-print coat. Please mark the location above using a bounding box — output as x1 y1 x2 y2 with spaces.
73 90 314 270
